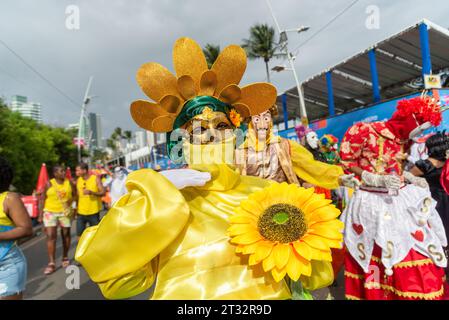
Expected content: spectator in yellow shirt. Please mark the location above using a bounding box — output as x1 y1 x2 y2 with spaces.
75 163 105 241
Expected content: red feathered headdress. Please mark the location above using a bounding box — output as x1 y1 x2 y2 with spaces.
395 96 442 127
386 96 442 141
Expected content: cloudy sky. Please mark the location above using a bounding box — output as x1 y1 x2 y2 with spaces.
0 0 448 138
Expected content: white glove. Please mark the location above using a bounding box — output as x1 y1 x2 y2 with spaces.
361 171 401 190
339 174 361 189
403 171 429 189
159 169 212 190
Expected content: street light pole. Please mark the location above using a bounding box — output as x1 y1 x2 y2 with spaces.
265 0 309 126
77 76 93 163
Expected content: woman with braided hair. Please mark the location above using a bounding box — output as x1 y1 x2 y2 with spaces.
0 156 33 299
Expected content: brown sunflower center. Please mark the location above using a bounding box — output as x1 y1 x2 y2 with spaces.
257 203 307 243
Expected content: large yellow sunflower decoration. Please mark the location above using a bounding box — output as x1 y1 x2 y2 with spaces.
228 183 344 286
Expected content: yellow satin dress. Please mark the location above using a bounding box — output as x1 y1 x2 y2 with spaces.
75 146 342 300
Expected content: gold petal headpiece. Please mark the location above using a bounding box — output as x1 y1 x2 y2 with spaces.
130 37 277 133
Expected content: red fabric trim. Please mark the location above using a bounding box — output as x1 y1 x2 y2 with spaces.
345 245 449 300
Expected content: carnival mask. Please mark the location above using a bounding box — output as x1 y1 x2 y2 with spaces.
306 132 319 150
182 108 234 145
251 111 272 142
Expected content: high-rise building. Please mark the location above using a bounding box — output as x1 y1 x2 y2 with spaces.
88 113 103 149
10 95 42 123
135 131 148 149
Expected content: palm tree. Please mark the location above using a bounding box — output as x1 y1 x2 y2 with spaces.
203 44 221 68
242 24 280 83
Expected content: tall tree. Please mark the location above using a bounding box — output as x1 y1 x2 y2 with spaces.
203 44 221 68
242 24 280 83
0 101 81 194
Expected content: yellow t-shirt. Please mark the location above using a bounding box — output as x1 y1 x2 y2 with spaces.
77 175 102 215
44 179 73 213
0 192 14 227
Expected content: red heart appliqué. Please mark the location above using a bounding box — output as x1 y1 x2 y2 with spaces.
412 230 424 242
352 224 364 235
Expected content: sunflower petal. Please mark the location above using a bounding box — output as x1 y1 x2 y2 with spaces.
248 254 259 266
262 250 276 272
231 230 262 245
235 245 245 253
229 213 257 224
310 248 333 261
302 234 329 251
227 224 253 236
273 243 291 270
241 241 261 254
286 251 303 281
240 199 263 217
303 196 333 215
271 267 287 283
254 241 274 262
293 241 312 261
308 206 341 224
308 224 343 240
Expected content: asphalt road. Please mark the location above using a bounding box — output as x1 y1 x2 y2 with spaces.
20 220 152 300
19 221 344 300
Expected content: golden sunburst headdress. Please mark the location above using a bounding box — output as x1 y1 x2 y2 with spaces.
130 37 277 135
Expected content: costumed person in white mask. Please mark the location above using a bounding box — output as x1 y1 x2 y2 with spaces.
340 95 449 300
106 167 128 206
295 125 327 163
75 37 357 300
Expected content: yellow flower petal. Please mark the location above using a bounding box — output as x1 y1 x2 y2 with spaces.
308 225 343 240
241 241 261 254
240 199 264 217
289 187 315 208
248 254 259 266
262 250 276 272
229 213 257 224
273 243 291 270
231 230 262 245
308 206 341 224
324 239 343 249
292 241 312 261
235 245 245 253
302 234 329 251
227 223 254 236
310 248 333 261
254 241 274 262
286 251 303 281
302 195 333 215
300 260 334 291
271 267 287 283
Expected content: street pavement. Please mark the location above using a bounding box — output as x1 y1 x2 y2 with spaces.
20 219 152 300
20 220 344 300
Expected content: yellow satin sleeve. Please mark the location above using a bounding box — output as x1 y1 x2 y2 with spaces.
289 140 344 190
75 169 190 299
300 261 334 291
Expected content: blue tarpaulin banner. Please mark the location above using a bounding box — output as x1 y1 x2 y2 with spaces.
278 90 449 142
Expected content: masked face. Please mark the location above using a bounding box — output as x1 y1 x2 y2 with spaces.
183 109 233 145
306 132 319 150
251 111 272 142
409 121 432 140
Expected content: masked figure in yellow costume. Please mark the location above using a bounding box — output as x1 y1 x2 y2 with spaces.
234 108 354 190
75 38 356 300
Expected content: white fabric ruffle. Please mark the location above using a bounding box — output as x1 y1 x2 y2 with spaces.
340 184 447 273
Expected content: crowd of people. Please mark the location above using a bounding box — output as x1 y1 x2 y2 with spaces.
0 159 129 300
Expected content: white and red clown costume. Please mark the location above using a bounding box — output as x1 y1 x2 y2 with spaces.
340 96 449 300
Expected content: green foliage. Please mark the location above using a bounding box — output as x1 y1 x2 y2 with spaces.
242 24 280 82
0 100 79 194
203 44 221 68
